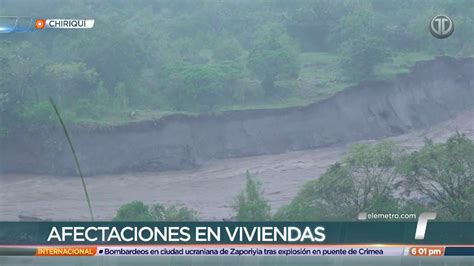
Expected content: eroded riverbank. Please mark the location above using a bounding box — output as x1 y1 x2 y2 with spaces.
1 109 472 221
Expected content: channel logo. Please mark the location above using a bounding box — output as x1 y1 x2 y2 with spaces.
0 16 94 33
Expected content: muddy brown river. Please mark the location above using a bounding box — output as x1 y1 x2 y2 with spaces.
0 110 472 221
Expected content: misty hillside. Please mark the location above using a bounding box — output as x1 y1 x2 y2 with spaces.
1 0 473 132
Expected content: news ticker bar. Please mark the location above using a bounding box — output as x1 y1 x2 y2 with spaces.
0 246 473 257
0 16 94 33
0 221 473 245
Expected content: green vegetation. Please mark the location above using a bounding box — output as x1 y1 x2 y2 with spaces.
113 201 153 221
1 1 473 132
375 52 435 79
401 134 474 220
113 201 198 221
274 135 473 221
233 171 271 221
248 23 300 96
339 35 391 80
275 141 403 221
335 4 391 80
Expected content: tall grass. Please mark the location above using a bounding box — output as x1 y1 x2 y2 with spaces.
49 98 95 220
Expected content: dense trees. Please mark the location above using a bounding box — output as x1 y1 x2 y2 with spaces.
163 60 244 111
275 141 403 220
0 0 473 132
334 4 392 80
247 23 300 96
402 134 474 220
338 35 391 80
276 135 474 221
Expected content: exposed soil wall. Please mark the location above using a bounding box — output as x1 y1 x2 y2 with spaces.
1 56 473 175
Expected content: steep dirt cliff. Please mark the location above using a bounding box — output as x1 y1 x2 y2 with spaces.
1 56 473 175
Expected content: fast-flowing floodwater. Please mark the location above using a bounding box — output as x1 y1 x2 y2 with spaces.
0 110 472 221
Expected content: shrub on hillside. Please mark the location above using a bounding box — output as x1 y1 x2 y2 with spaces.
233 171 271 221
401 134 474 220
274 141 404 220
113 201 198 221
